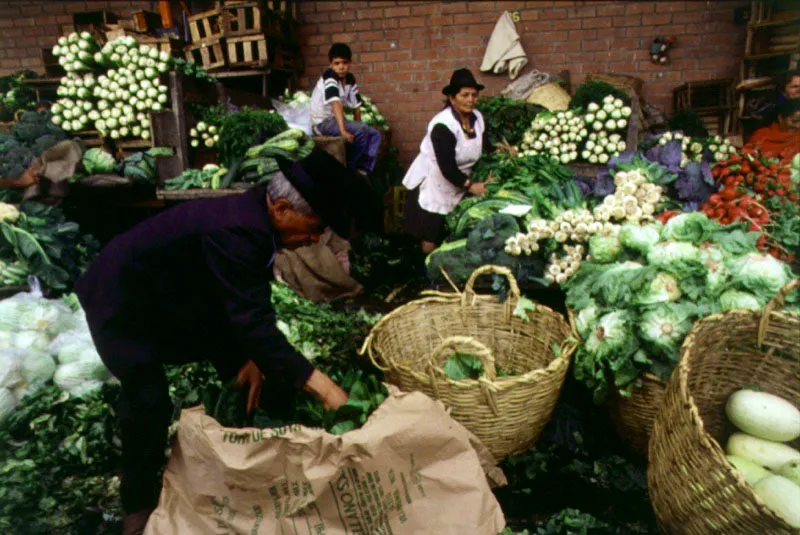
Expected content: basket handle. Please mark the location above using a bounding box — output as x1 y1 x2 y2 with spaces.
426 335 500 416
758 278 799 347
462 265 521 307
427 336 497 380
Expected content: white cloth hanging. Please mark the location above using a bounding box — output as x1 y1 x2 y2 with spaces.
480 11 528 80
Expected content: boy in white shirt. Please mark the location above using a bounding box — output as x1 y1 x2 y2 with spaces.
310 43 381 174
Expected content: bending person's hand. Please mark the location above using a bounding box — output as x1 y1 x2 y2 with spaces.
233 360 263 414
468 182 488 195
303 369 349 410
342 131 355 144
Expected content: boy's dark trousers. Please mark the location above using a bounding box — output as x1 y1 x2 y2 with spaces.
316 118 382 173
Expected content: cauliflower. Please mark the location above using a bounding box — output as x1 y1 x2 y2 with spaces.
0 203 20 223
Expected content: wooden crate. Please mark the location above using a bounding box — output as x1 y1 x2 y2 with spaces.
184 39 227 70
697 108 737 137
221 1 264 37
383 185 408 234
226 35 268 68
114 138 153 160
673 79 734 112
73 10 119 32
120 10 163 33
267 40 299 70
73 129 105 148
269 0 300 21
188 8 225 43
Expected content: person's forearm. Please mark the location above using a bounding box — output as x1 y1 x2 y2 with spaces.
331 101 348 135
354 107 361 122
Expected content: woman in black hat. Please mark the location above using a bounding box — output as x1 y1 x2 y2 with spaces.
402 68 491 254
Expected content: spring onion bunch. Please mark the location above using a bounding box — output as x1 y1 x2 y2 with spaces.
581 95 631 163
51 32 101 73
189 121 220 148
518 110 587 164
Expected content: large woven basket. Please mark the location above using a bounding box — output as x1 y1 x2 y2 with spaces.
607 372 666 456
648 279 800 534
361 265 576 461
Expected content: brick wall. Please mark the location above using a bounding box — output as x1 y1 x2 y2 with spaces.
0 1 157 76
298 0 749 165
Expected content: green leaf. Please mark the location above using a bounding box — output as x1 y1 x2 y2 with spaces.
513 296 537 323
443 352 485 380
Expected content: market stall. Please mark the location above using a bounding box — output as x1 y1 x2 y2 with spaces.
1 1 799 534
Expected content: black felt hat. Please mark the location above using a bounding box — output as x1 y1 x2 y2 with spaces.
442 68 485 96
276 148 372 238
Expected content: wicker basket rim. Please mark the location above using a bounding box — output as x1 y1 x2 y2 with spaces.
670 307 800 529
362 292 577 389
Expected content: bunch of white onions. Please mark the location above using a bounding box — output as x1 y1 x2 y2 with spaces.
592 169 662 224
52 32 101 73
190 121 219 148
518 110 588 164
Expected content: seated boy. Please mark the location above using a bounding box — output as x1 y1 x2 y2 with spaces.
310 43 381 174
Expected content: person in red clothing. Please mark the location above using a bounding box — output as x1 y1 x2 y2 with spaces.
747 98 800 164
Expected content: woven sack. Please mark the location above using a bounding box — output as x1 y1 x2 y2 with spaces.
361 265 576 461
607 372 666 456
648 279 800 534
526 82 570 111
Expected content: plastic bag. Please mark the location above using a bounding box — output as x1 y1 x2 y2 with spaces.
49 329 96 364
271 98 312 136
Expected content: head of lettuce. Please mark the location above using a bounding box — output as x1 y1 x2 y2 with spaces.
74 148 377 535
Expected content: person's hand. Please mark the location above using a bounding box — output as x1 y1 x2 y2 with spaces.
233 360 263 414
342 131 355 144
303 369 349 410
468 182 488 195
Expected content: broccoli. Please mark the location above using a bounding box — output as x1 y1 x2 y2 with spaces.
1 111 66 178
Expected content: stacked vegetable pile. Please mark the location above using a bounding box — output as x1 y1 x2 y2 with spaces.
51 33 171 140
476 95 544 147
505 168 664 284
699 148 799 266
0 111 66 179
163 164 228 191
724 390 800 528
0 200 98 291
564 212 795 402
0 284 113 422
426 154 583 285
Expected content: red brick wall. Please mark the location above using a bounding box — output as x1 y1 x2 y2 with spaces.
0 1 157 75
298 0 748 165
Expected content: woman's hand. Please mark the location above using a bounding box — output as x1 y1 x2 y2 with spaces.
233 360 263 414
468 182 488 196
303 369 349 410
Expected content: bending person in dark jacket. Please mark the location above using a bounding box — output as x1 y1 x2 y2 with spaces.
75 149 368 535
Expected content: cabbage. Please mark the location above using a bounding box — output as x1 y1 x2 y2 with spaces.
646 241 701 267
639 304 693 357
82 147 117 174
54 360 110 397
51 331 98 364
619 222 661 254
588 234 622 263
728 253 792 299
0 330 13 348
18 299 75 336
0 298 23 331
575 300 600 340
719 289 762 311
0 352 20 389
636 272 681 305
585 310 636 359
662 212 716 244
18 349 57 385
0 387 17 422
12 331 50 352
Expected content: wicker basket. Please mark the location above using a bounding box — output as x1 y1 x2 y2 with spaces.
648 279 800 535
607 372 666 456
361 265 576 461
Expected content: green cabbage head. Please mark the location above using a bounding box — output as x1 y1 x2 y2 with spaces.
639 304 693 358
662 212 716 244
728 252 792 299
619 222 662 255
719 289 762 311
589 234 622 263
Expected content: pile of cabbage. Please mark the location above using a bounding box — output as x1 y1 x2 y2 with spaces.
0 282 111 422
564 212 797 403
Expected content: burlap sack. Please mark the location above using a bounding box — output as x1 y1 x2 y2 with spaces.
145 388 507 535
